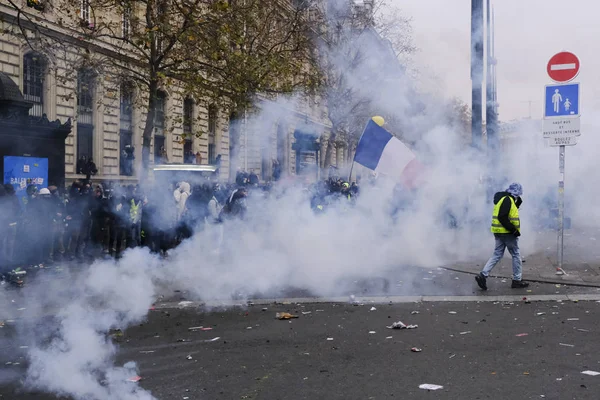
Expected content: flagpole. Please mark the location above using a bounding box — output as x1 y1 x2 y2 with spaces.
348 121 371 183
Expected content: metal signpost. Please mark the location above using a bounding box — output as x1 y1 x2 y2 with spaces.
543 51 580 274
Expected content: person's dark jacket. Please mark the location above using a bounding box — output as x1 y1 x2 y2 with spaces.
28 195 55 228
248 173 259 185
90 194 111 222
50 194 66 223
222 189 247 219
493 191 522 235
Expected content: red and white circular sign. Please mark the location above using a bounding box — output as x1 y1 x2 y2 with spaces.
547 52 580 82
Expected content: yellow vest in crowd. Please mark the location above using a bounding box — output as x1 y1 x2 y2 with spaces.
490 196 520 234
130 199 140 223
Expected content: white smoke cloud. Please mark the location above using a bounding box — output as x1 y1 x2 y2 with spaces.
20 250 159 399
9 1 600 399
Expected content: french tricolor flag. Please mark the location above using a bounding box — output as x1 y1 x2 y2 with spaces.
353 119 425 188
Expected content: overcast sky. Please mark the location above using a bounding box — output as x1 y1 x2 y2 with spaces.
396 0 600 123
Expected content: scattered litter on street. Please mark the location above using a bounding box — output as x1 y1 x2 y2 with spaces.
316 310 325 312
188 326 203 330
419 384 443 391
302 311 312 315
0 321 4 328
411 347 422 352
246 327 252 330
516 333 528 337
449 354 456 359
126 376 142 383
139 351 155 354
178 301 194 307
577 329 590 332
559 343 575 347
203 337 220 342
536 312 546 316
448 311 457 314
276 312 299 320
368 331 376 334
523 372 530 375
411 311 420 315
326 338 334 341
386 336 393 339
581 371 600 376
370 307 377 311
186 355 192 360
459 331 471 335
387 321 418 329
567 318 579 321
19 346 28 349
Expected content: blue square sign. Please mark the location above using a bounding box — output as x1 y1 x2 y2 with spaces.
545 83 579 118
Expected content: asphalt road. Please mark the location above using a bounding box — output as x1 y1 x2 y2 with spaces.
2 283 600 400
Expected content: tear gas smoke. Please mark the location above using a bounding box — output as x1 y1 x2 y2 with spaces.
4 2 600 400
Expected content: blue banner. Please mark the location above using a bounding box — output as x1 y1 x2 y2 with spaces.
3 156 48 207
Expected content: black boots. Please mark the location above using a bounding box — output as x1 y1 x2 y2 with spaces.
475 273 487 290
511 280 530 289
476 274 530 290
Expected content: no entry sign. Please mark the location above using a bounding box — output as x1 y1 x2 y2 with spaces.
547 52 580 83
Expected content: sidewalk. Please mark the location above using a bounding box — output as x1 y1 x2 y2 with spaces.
447 230 600 287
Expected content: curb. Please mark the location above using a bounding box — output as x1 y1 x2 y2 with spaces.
442 266 600 289
152 293 600 310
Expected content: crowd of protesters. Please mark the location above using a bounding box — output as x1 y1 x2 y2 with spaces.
0 170 362 284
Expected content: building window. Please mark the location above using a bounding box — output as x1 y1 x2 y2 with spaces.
155 0 168 52
208 104 217 164
154 135 166 164
154 90 166 163
183 140 194 164
23 52 45 117
120 83 134 176
81 0 91 24
154 90 166 136
183 97 193 135
122 6 131 39
77 68 95 166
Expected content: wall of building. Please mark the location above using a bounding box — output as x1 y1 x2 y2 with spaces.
0 3 331 185
0 22 232 184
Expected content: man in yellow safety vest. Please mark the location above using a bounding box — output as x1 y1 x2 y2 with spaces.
475 182 529 290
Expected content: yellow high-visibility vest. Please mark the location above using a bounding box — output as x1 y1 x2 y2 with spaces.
130 199 140 222
491 196 520 234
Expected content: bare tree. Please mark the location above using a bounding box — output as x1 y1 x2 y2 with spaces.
1 0 320 178
316 0 415 171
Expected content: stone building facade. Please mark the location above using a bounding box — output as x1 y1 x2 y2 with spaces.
0 1 336 185
0 13 232 183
